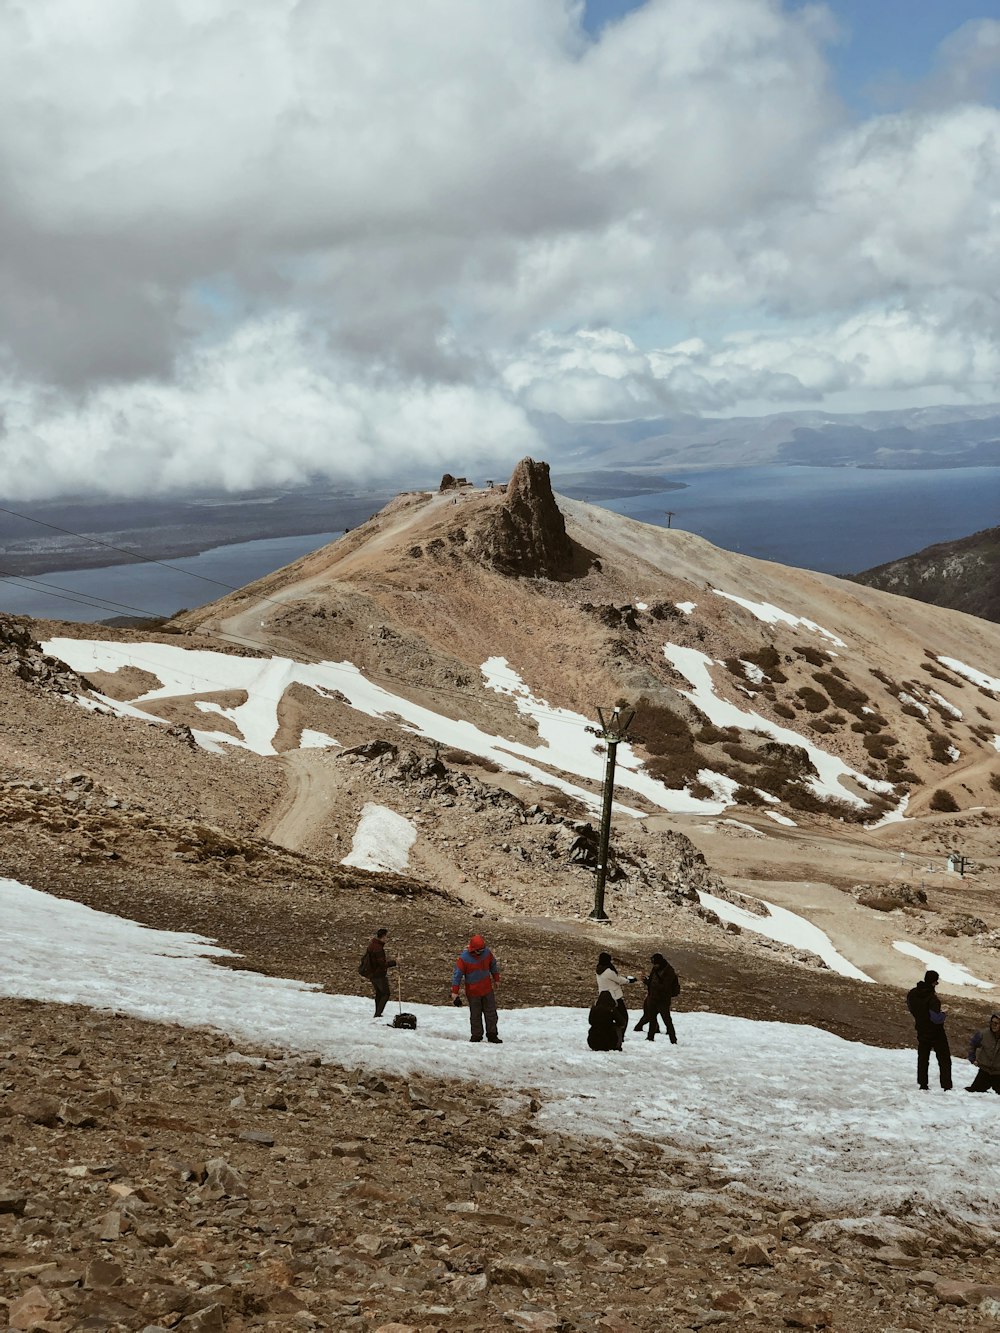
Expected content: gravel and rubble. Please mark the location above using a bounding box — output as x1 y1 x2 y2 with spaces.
3 998 1000 1333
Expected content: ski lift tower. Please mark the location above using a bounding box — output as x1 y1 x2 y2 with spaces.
586 705 635 921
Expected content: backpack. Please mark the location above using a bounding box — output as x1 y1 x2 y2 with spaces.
358 949 373 979
669 969 681 999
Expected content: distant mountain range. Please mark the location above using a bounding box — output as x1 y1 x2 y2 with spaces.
854 525 1000 625
538 401 1000 470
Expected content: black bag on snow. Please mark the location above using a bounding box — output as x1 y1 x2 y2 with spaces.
392 1012 417 1030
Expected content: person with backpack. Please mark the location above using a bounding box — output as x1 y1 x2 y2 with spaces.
906 969 952 1091
965 1012 1000 1093
360 928 396 1019
636 953 680 1044
595 952 636 1049
451 934 502 1043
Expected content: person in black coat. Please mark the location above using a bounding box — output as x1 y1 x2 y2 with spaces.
906 969 952 1091
636 953 679 1044
587 991 622 1051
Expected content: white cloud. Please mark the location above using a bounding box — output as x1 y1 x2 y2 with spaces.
0 1 999 494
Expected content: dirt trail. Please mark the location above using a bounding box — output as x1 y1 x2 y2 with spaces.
258 750 333 851
217 489 444 650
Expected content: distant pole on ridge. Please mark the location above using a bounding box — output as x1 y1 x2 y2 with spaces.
586 705 635 921
665 511 675 528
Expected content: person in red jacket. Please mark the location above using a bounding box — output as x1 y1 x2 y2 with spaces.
364 928 396 1018
451 934 502 1043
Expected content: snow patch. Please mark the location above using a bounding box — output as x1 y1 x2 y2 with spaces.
711 591 846 647
300 729 340 750
937 657 1000 694
675 601 696 615
342 804 416 873
927 690 963 720
698 890 872 982
5 877 1000 1224
891 941 994 991
764 809 797 827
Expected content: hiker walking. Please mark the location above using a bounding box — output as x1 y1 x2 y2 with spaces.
362 928 396 1019
636 952 680 1044
965 1012 1000 1094
452 934 502 1043
907 969 952 1091
595 952 635 1049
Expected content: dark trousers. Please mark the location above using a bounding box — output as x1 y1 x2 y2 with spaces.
917 1028 952 1089
372 974 390 1017
967 1069 1000 1093
646 1001 677 1043
469 991 499 1041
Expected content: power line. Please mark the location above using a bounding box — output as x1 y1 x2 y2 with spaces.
0 569 165 621
0 503 263 596
0 500 603 737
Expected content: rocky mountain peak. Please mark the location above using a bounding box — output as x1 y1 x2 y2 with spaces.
472 457 574 579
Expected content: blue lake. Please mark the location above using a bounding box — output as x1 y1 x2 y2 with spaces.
0 531 339 623
595 466 1000 575
1 465 998 623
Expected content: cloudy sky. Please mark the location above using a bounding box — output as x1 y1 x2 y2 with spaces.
1 0 999 498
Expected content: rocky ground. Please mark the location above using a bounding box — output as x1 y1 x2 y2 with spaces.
5 470 1000 1330
4 998 1000 1333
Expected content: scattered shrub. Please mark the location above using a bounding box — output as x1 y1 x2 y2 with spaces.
797 645 830 667
813 671 868 714
696 724 730 745
827 712 847 726
863 733 897 760
900 703 924 719
635 698 701 787
773 703 796 719
929 788 959 813
796 686 829 713
928 733 954 764
734 785 766 806
920 662 956 685
989 772 1000 794
741 646 787 683
810 719 833 734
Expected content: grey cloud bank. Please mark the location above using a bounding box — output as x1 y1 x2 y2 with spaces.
1 1 999 499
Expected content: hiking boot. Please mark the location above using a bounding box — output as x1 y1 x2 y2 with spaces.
470 1036 483 1043
633 1022 644 1032
488 1036 503 1044
646 1035 655 1042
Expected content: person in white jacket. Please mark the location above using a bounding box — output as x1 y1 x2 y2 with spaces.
595 951 636 1048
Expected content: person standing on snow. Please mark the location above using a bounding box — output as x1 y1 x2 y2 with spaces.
907 969 952 1091
452 934 502 1043
364 928 397 1019
596 952 635 1049
965 1012 1000 1093
637 952 680 1044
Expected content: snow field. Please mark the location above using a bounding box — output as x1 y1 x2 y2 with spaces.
3 878 999 1226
